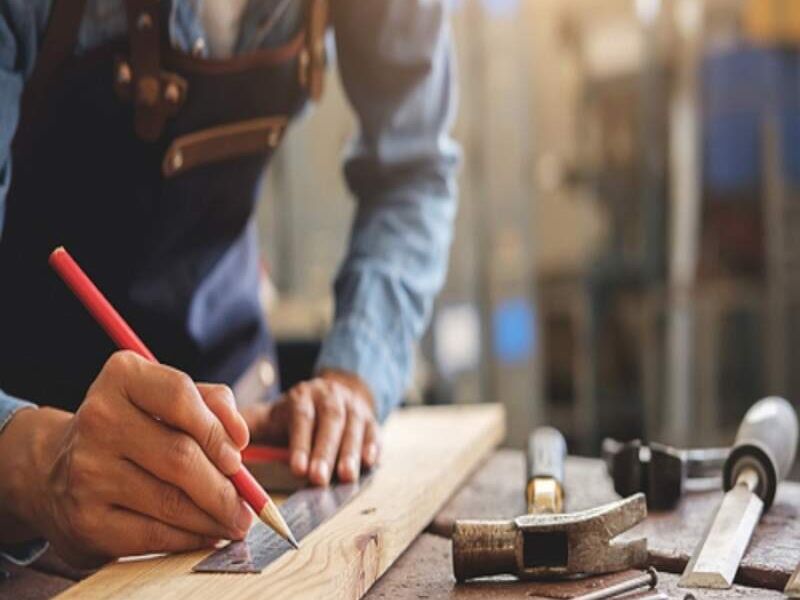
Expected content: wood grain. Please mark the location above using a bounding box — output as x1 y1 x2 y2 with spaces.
365 533 783 599
429 451 800 591
55 404 505 600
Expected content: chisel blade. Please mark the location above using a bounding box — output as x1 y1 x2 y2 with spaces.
678 483 764 589
785 563 800 598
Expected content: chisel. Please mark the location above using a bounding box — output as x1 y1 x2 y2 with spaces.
679 396 798 589
526 426 567 514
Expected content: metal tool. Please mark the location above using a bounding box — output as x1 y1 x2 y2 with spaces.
602 438 728 510
526 426 567 514
194 475 371 573
784 561 800 597
679 396 799 589
452 493 647 581
572 567 658 600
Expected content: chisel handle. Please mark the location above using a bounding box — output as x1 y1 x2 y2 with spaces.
723 396 798 510
526 426 567 514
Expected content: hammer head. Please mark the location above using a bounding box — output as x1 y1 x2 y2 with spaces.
452 493 647 581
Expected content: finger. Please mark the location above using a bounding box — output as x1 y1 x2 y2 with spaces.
309 383 346 486
362 419 380 468
98 507 219 558
197 384 250 450
104 351 242 475
289 385 315 477
240 401 274 441
118 401 252 535
336 407 365 483
106 459 246 540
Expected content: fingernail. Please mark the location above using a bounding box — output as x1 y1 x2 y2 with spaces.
311 459 330 484
365 443 378 466
339 457 358 481
235 501 252 534
220 444 242 475
291 451 308 475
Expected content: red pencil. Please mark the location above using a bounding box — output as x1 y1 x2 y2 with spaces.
49 246 298 549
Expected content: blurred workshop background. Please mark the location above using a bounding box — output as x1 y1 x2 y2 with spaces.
256 0 800 455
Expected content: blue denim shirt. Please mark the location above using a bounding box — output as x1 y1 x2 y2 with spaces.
0 0 459 428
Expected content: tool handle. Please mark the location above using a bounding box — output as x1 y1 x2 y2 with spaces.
527 426 567 484
723 396 799 510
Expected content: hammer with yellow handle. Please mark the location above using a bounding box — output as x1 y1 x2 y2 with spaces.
526 426 567 515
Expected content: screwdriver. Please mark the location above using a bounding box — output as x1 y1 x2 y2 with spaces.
49 246 298 549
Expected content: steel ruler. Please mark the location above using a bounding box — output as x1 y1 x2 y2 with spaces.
193 475 372 573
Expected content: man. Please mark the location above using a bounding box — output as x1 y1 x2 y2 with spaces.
0 0 458 568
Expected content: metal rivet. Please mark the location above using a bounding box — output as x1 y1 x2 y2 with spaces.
164 82 180 104
258 361 275 387
136 13 153 31
116 62 132 85
171 151 184 172
192 38 206 56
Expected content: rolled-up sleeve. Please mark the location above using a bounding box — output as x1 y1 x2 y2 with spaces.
315 0 460 421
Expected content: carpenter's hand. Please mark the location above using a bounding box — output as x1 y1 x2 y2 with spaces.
3 351 253 568
242 370 380 486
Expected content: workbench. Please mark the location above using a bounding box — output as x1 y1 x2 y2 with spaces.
3 449 797 599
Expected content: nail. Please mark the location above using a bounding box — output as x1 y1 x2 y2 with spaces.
339 457 358 481
291 450 308 475
235 501 252 534
311 459 330 484
365 443 378 466
220 444 242 475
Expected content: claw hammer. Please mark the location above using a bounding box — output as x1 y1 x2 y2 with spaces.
453 426 648 581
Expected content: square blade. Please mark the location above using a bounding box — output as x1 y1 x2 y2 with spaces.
678 484 763 589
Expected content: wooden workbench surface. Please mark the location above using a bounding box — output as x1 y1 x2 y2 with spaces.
4 449 798 599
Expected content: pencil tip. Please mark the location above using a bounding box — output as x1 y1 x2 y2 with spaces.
287 534 299 550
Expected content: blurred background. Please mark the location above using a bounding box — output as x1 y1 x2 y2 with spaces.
256 0 800 455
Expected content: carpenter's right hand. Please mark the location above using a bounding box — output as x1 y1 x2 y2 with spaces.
2 351 253 568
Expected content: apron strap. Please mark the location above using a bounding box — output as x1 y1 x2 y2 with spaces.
15 0 89 154
121 0 187 141
300 0 329 100
23 0 89 106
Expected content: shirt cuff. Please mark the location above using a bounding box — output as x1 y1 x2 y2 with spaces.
1 540 49 566
0 389 37 436
315 317 404 422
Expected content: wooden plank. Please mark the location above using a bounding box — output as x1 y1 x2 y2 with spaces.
365 533 783 599
430 451 800 590
55 404 505 600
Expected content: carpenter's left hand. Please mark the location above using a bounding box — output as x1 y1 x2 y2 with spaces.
241 370 380 486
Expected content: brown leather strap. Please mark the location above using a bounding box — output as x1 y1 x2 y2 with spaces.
17 0 89 150
124 0 186 141
300 0 328 100
162 116 288 177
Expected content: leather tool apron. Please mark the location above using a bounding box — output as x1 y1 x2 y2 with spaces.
0 0 327 411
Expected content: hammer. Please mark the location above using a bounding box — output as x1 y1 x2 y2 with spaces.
452 426 647 581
